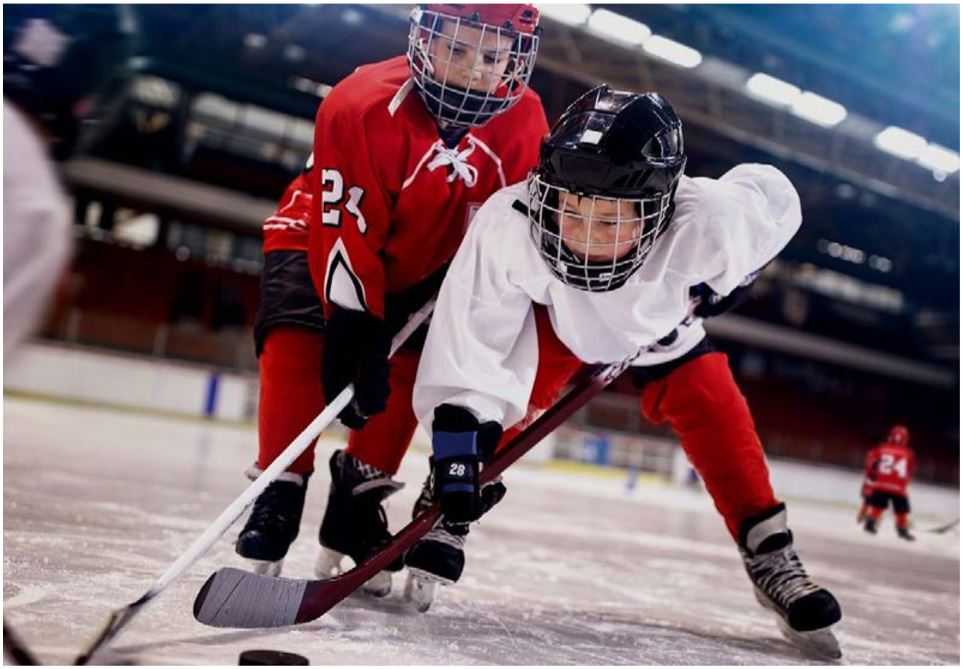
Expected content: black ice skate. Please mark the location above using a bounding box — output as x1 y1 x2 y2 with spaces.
404 519 468 612
739 503 842 659
403 470 467 611
316 450 404 597
235 469 308 577
897 527 915 541
863 517 878 534
403 468 506 612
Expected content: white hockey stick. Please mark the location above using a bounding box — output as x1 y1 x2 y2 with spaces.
74 299 435 665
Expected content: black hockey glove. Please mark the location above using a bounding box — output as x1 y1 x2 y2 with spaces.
690 269 762 318
431 404 506 524
322 306 391 430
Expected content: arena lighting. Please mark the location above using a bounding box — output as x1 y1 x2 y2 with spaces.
874 126 927 159
790 91 847 127
290 76 331 98
642 34 702 68
916 143 960 174
745 72 801 106
536 4 591 26
243 33 267 49
586 8 650 46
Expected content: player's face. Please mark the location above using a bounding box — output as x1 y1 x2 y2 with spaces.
426 19 515 93
557 192 643 262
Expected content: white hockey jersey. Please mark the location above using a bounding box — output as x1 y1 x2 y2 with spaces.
412 163 802 430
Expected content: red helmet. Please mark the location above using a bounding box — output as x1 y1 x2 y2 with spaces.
887 425 910 445
407 4 541 127
425 4 539 34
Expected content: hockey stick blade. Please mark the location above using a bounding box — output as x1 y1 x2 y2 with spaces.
194 355 637 629
195 505 442 627
926 517 959 534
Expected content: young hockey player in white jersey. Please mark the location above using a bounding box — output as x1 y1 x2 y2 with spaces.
408 85 842 658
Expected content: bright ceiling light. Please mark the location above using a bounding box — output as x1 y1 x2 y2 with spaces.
537 4 591 27
745 73 801 106
642 34 702 68
243 33 267 49
790 91 847 127
916 143 960 174
587 9 650 46
874 126 927 159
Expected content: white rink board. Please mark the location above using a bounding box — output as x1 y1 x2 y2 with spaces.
4 396 959 665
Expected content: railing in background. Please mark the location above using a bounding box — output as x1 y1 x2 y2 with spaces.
43 308 257 373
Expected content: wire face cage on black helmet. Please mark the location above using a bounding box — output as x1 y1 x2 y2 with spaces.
528 173 675 292
529 85 687 292
407 4 540 128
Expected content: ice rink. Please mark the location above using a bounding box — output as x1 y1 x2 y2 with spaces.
4 396 959 665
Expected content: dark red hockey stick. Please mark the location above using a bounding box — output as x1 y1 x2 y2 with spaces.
193 353 641 629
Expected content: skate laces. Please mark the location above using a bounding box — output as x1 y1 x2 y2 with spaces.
246 482 298 534
747 545 821 607
424 520 469 549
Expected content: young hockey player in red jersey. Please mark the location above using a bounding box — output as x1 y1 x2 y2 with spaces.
411 86 843 657
858 425 916 540
235 4 549 597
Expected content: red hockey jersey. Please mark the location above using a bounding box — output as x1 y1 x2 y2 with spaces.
262 171 312 253
864 442 915 495
303 55 548 319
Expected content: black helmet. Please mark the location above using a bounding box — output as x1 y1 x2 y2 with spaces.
529 85 686 291
4 5 137 159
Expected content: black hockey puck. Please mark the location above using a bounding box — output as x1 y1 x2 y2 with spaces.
239 649 309 665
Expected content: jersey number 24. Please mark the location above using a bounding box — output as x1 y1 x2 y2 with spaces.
879 453 908 478
321 168 367 234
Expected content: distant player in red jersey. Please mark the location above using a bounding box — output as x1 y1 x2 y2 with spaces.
235 4 548 596
858 425 916 540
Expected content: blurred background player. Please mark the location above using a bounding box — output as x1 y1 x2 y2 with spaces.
3 6 134 359
234 4 547 596
411 86 842 657
858 425 916 540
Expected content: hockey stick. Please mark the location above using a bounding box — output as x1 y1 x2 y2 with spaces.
72 300 436 665
926 517 959 534
192 344 648 629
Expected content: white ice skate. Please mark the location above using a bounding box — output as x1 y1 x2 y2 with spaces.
315 546 392 597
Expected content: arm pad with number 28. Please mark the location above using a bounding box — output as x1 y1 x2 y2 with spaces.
431 404 505 523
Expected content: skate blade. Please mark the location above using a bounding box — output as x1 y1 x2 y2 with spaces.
316 548 392 597
244 558 283 577
315 547 345 578
754 588 842 660
404 570 445 613
774 615 842 660
361 570 392 598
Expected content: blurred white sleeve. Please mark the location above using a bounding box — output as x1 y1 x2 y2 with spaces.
3 101 72 359
696 163 802 297
413 200 538 432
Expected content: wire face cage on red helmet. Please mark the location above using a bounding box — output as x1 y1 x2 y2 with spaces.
407 4 540 128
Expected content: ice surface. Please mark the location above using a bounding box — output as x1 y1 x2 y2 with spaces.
4 396 959 665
